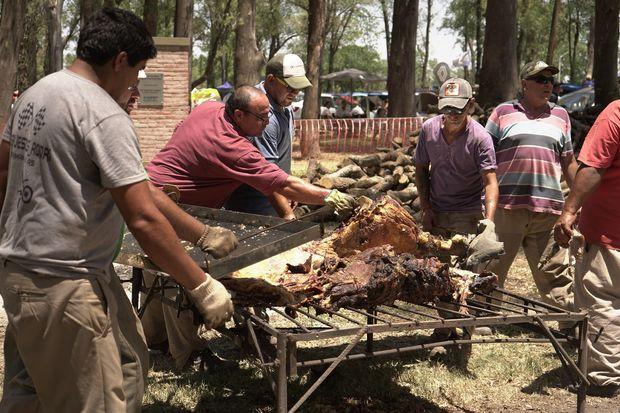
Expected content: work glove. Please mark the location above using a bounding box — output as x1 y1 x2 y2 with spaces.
324 189 358 218
196 225 238 258
464 219 504 269
186 275 234 329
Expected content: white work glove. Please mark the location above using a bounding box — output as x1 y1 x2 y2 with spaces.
464 219 504 269
324 189 358 217
186 275 234 329
196 225 238 258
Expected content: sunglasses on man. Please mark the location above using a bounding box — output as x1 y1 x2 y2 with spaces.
274 76 301 93
527 75 555 85
243 109 272 122
440 106 466 115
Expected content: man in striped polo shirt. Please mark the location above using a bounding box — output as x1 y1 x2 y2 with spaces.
485 61 577 310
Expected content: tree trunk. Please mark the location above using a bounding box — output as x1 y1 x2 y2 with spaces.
586 14 595 79
102 0 119 6
45 0 64 75
191 0 233 89
234 0 264 86
478 0 518 107
380 0 391 61
80 0 101 30
143 0 159 36
302 0 326 120
546 0 561 64
0 0 26 128
17 1 43 92
174 0 193 37
387 0 419 117
593 0 619 107
569 7 580 82
475 0 482 83
421 0 432 88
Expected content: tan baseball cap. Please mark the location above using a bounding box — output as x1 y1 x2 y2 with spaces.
438 78 472 110
266 53 312 90
520 60 559 79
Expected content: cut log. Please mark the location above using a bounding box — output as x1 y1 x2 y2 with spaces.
353 175 384 189
316 176 357 191
387 183 418 203
324 164 366 179
368 175 397 195
380 160 398 170
395 153 413 166
351 154 382 168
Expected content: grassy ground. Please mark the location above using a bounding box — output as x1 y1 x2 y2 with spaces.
140 156 619 412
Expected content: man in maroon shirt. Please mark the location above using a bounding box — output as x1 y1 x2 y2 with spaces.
143 86 356 369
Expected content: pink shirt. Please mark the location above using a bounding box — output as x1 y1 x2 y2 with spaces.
146 102 289 208
578 100 620 250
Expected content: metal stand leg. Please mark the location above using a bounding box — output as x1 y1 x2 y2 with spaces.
276 334 288 413
577 317 589 413
131 267 143 310
366 309 375 353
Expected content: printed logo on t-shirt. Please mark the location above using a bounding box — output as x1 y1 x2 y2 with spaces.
8 101 53 165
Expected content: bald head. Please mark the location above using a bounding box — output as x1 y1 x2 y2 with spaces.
226 85 271 137
226 85 268 114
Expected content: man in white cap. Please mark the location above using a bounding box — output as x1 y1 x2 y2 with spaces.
414 78 501 349
225 53 312 218
485 60 577 312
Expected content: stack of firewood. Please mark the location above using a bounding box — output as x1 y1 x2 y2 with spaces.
307 136 422 217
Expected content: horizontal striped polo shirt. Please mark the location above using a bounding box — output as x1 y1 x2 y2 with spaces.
485 100 573 214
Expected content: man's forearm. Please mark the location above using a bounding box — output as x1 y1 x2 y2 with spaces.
149 183 204 243
276 175 330 205
414 166 432 210
268 192 295 219
563 164 605 214
482 171 499 221
562 156 579 188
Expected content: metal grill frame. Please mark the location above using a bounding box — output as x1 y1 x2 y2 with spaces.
231 288 589 413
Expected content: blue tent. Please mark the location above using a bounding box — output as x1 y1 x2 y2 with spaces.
217 81 233 91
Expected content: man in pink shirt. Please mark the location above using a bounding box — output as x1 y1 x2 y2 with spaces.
555 100 620 397
144 86 356 369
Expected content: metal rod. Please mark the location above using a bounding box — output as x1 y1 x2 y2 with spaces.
269 307 311 333
294 337 572 368
466 297 524 314
388 303 443 320
293 307 339 330
374 306 421 323
276 334 287 413
238 206 332 242
458 300 503 316
131 267 143 310
344 307 391 324
138 273 165 319
307 303 362 325
473 291 546 314
577 316 589 413
533 316 590 384
288 327 367 413
246 318 276 393
496 288 567 313
418 302 472 318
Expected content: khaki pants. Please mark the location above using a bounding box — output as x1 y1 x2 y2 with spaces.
574 243 620 386
140 271 207 370
431 211 483 336
0 260 148 413
488 208 574 311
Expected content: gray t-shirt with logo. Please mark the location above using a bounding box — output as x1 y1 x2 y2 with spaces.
0 69 147 279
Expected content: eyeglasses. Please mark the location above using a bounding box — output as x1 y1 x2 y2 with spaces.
274 76 301 93
440 106 466 115
527 76 555 85
243 109 272 122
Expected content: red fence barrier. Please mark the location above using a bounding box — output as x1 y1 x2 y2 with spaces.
295 117 424 154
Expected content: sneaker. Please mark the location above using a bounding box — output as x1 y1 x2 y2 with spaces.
567 383 620 398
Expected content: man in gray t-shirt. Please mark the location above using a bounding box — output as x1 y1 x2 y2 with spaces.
0 8 236 412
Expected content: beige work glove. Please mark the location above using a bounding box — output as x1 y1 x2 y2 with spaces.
324 189 358 218
464 219 504 269
196 225 238 258
186 275 233 329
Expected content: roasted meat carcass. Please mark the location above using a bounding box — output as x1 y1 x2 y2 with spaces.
221 197 497 309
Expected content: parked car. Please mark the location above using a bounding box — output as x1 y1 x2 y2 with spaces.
557 86 594 114
291 93 337 119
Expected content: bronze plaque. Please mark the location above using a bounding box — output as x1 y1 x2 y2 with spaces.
138 73 164 107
